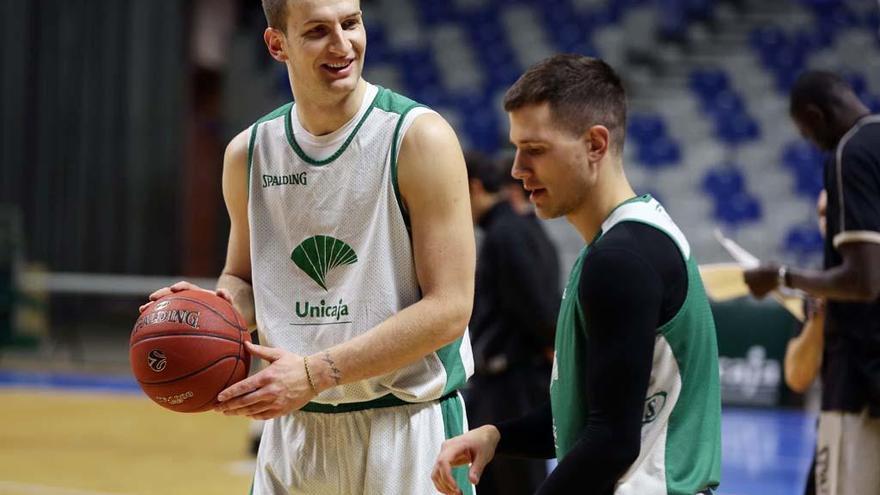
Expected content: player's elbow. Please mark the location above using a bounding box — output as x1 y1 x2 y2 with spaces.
435 293 472 344
858 280 880 302
607 438 641 477
848 280 880 302
840 263 880 301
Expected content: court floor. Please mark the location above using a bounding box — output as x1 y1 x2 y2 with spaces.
0 371 815 495
719 407 815 495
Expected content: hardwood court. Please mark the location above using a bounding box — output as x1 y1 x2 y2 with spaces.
0 390 252 495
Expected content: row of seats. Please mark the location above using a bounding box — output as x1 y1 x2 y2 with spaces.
274 0 878 261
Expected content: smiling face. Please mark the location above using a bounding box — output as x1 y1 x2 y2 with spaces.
508 103 593 220
265 0 366 102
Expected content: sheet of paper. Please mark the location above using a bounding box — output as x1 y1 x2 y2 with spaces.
699 263 751 301
712 229 806 322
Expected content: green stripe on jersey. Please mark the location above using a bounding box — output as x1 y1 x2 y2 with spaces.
389 102 423 230
440 393 473 495
437 336 468 395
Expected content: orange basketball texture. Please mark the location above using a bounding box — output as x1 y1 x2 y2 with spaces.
130 290 251 413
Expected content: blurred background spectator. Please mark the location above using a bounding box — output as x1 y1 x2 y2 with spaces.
464 150 560 495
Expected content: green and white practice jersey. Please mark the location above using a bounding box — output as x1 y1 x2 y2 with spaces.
246 83 473 407
550 195 722 494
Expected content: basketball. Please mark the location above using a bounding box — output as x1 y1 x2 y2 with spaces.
129 290 251 413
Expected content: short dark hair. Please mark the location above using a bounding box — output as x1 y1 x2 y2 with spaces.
464 150 505 193
262 0 289 31
790 70 854 117
503 54 627 152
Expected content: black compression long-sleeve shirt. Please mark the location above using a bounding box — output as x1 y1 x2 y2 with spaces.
494 221 688 494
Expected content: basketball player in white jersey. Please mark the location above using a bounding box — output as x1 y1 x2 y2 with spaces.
141 1 476 493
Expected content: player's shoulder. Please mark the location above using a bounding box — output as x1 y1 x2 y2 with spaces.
588 222 678 266
369 86 453 138
399 112 459 159
843 115 880 159
595 221 657 250
224 127 251 167
371 86 425 116
253 101 294 126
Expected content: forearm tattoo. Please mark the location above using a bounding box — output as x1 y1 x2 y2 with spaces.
322 350 342 386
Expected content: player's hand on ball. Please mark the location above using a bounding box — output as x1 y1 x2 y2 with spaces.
743 263 781 299
213 341 316 420
431 425 500 494
139 281 232 313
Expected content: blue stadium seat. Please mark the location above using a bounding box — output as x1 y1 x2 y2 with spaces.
782 141 823 170
689 68 730 101
793 26 833 51
784 224 824 256
715 113 761 145
749 25 787 53
793 167 824 198
637 135 682 168
396 49 441 93
782 141 825 190
627 113 667 147
866 95 880 114
416 0 456 25
702 165 745 200
685 0 715 21
712 192 763 226
701 90 745 119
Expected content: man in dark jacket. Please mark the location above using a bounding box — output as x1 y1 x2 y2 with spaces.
464 150 560 495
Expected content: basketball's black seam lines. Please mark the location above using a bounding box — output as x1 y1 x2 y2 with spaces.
131 332 241 346
137 355 240 385
169 355 246 412
220 354 245 398
148 295 247 333
222 330 248 392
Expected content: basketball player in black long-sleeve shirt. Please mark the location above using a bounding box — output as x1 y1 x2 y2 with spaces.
432 55 721 495
491 222 689 493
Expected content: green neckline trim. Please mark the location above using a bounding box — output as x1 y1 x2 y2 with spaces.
589 194 653 246
284 88 382 166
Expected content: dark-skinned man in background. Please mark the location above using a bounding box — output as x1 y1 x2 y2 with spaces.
745 70 880 495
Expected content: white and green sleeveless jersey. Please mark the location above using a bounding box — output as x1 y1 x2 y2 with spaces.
246 83 473 408
550 195 721 494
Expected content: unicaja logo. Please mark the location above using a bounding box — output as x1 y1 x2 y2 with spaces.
290 235 356 325
147 350 167 372
291 235 358 291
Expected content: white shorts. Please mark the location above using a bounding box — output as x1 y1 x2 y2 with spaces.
816 409 880 495
252 392 471 495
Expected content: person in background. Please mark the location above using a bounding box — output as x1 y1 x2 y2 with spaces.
784 190 826 495
784 190 827 397
745 70 880 495
463 150 560 495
